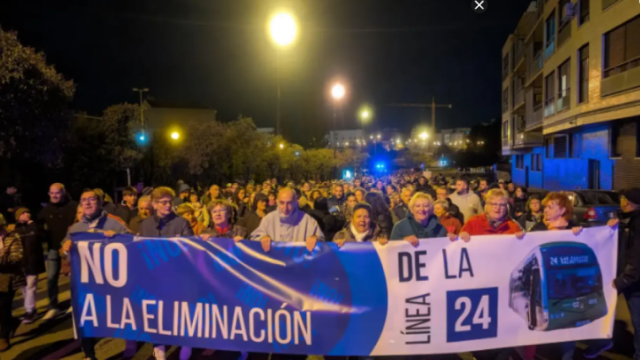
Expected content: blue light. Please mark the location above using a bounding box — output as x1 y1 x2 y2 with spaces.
139 135 145 141
344 170 352 179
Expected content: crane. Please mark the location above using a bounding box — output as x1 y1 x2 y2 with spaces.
388 97 452 132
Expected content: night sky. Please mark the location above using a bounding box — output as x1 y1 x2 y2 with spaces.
0 0 530 145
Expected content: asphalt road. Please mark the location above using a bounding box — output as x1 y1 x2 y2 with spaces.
2 273 636 360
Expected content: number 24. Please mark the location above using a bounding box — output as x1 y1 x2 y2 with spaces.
455 295 492 332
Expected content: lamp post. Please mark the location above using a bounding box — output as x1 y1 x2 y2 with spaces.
269 12 297 136
331 83 345 159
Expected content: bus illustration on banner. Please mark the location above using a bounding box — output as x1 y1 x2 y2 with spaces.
509 242 608 331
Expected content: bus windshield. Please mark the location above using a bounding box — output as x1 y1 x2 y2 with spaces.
546 266 602 300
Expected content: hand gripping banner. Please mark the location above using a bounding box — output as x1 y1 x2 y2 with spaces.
70 226 617 356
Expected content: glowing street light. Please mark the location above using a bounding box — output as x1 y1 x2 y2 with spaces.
269 13 297 47
377 134 381 139
279 143 285 149
170 131 180 140
331 83 345 100
419 132 428 140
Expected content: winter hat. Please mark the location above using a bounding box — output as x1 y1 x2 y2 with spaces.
621 188 640 205
15 207 30 221
178 184 190 194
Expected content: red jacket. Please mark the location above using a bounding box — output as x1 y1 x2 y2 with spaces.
461 214 522 235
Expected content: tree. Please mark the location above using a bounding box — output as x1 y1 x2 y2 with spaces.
0 28 75 167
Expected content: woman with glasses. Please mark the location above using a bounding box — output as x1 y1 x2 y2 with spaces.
201 200 248 241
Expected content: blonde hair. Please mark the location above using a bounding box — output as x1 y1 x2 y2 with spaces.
176 203 195 216
137 195 151 208
433 199 449 211
408 192 434 209
151 187 175 201
485 189 509 204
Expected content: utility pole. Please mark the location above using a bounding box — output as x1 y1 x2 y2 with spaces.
132 88 149 128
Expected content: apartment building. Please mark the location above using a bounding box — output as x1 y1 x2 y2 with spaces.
436 128 472 150
502 0 640 190
326 129 367 148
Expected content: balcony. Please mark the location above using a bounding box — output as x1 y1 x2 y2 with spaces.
522 0 543 37
601 57 640 97
514 87 525 109
528 50 543 82
514 41 526 70
527 103 543 129
513 131 544 148
544 97 555 117
602 0 621 10
557 22 571 48
544 38 555 61
556 88 570 112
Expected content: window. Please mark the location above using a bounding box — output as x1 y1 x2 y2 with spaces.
503 88 509 113
531 153 543 171
503 121 509 139
579 0 589 25
604 16 640 79
515 155 524 169
545 11 556 46
610 122 621 158
571 133 582 158
544 72 555 117
553 135 568 158
545 138 553 158
578 44 589 103
503 54 509 80
557 59 570 111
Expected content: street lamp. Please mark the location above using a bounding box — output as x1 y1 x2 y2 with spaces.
279 143 285 150
170 131 180 140
331 84 345 100
269 12 297 136
419 131 428 140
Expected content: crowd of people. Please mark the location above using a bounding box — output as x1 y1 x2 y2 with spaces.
0 170 639 360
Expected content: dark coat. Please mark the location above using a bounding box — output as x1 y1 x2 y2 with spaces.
139 213 194 237
14 221 45 275
390 214 447 240
512 197 528 217
374 212 394 239
327 196 346 212
114 204 138 225
392 204 409 224
334 222 385 243
202 224 249 239
517 212 543 231
239 211 265 234
615 209 640 295
37 198 78 250
103 202 117 215
446 198 465 225
529 219 577 232
128 216 145 235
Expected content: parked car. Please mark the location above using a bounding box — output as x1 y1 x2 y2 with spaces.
565 190 620 226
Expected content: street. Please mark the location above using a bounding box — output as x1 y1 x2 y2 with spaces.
4 273 636 360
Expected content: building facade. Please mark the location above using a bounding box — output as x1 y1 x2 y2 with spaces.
502 0 640 190
326 129 366 148
436 128 472 150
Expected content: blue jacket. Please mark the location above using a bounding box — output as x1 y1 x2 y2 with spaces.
390 213 447 240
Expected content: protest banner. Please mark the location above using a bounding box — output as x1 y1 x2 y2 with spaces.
70 226 617 356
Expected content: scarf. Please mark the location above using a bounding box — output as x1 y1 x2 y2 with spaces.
350 223 369 242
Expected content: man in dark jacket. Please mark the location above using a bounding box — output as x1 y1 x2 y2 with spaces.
37 183 78 321
326 183 345 212
139 186 193 360
114 186 138 224
140 187 194 238
392 186 414 224
607 188 640 360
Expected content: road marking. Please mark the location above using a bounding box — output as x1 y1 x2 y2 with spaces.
41 339 80 360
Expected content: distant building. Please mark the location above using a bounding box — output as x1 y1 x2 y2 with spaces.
502 0 640 190
326 129 366 148
436 128 471 150
144 99 217 132
257 127 275 135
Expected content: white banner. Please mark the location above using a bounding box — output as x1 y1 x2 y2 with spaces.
370 226 618 355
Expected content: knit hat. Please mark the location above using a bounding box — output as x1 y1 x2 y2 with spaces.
621 188 640 206
178 184 190 194
15 207 30 221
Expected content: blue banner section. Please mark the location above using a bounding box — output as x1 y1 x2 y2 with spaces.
69 234 388 355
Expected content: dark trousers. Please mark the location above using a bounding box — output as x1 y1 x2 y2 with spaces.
627 293 640 360
81 337 97 359
473 348 512 360
0 290 16 339
46 249 61 309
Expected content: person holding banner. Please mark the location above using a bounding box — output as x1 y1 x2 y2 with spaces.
251 187 324 252
390 193 456 246
139 186 194 360
60 189 132 360
334 203 388 245
459 188 524 360
201 199 248 241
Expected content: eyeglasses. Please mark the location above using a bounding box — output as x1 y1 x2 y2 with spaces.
80 197 98 204
489 203 508 208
